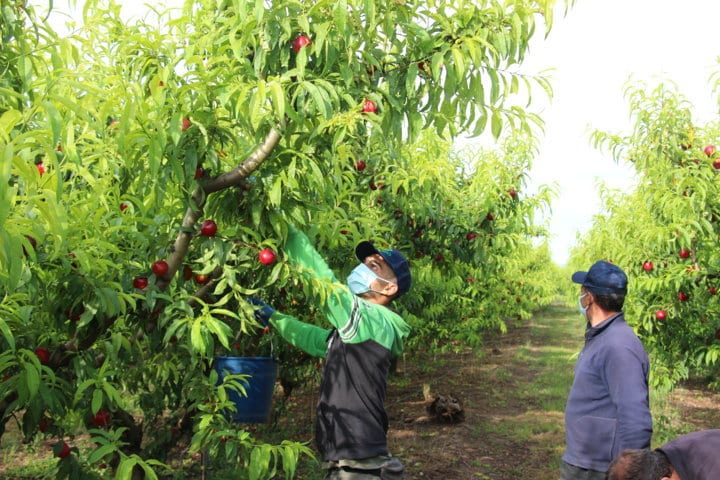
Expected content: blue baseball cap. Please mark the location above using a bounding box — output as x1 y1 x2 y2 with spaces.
572 260 628 295
355 241 411 297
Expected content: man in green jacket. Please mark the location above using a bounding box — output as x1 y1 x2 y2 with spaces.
251 225 412 479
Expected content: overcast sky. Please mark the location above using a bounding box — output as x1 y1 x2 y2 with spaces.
39 0 720 265
515 0 720 265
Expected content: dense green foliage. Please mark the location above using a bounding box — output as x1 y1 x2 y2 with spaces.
1 0 562 477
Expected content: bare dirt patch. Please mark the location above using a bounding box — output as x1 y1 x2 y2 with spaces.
384 327 564 479
664 378 720 433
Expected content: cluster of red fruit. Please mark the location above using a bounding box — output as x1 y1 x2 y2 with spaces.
132 219 278 290
292 34 311 54
258 248 276 265
702 144 720 170
362 99 377 113
643 246 718 322
35 346 50 364
91 409 112 428
55 441 71 458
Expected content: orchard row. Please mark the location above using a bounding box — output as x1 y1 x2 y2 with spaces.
573 82 720 391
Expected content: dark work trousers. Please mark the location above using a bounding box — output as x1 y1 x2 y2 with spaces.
560 460 607 480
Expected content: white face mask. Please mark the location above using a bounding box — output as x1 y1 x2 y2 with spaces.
347 263 394 295
578 293 589 317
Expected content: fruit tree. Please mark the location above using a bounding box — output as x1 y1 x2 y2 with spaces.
1 0 563 477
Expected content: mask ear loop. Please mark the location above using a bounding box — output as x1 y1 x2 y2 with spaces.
366 273 397 296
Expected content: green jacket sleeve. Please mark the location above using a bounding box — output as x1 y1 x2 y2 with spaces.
268 311 331 358
285 224 339 283
284 225 357 331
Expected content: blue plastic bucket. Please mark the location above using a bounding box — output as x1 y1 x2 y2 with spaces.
214 356 278 423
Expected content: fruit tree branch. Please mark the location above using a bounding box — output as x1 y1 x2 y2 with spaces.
157 126 283 291
203 126 283 195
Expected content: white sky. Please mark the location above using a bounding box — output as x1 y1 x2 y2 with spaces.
517 0 720 265
37 0 720 266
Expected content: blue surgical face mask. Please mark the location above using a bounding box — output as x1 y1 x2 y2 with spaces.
578 293 589 317
347 263 393 295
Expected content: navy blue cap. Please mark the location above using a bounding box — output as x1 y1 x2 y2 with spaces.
355 241 411 297
572 260 628 295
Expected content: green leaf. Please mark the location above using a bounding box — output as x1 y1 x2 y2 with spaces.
488 68 500 104
43 101 63 146
253 0 265 21
0 318 14 351
139 461 160 480
332 1 347 34
313 22 331 57
205 317 233 349
268 178 283 207
266 261 284 286
0 143 14 227
116 457 138 479
87 444 117 465
269 80 285 124
491 109 503 139
191 319 206 355
92 388 103 414
24 364 40 399
281 444 299 478
363 0 376 27
450 47 466 79
249 444 272 480
301 81 330 118
0 109 22 140
209 308 240 319
102 381 124 407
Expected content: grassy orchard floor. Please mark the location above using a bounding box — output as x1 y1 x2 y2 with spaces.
2 303 719 479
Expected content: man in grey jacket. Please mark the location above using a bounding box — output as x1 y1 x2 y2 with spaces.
561 260 652 480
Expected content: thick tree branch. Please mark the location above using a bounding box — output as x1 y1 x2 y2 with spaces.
157 126 282 291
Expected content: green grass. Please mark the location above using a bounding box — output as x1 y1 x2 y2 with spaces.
452 303 581 474
0 437 57 479
518 305 583 413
